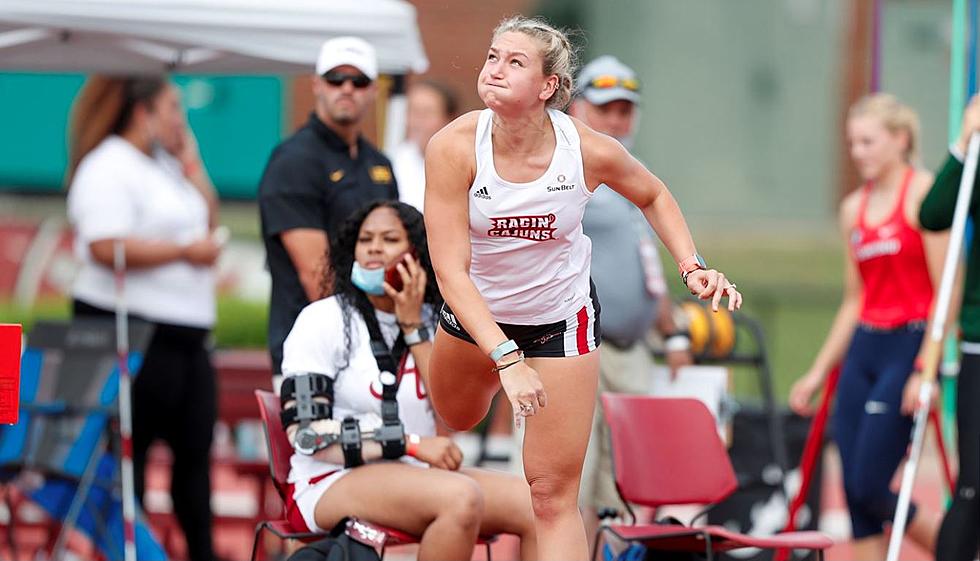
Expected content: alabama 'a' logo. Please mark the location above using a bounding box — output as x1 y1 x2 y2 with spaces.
488 214 557 241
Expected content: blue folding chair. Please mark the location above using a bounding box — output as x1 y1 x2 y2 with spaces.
0 319 165 560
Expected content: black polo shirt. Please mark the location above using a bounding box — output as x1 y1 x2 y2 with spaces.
258 112 398 373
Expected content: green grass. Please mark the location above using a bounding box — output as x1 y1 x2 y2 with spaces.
1 296 268 350
0 299 71 332
214 297 268 348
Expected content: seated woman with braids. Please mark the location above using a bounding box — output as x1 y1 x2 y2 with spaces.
278 200 537 561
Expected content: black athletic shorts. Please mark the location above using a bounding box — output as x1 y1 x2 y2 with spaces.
438 281 602 358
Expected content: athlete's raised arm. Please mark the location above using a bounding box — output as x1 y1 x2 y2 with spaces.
577 121 742 311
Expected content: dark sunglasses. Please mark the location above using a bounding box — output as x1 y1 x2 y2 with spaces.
588 75 640 92
322 71 372 89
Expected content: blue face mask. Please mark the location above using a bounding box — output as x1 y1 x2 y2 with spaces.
351 262 386 295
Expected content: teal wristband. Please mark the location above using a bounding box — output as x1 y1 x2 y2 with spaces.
490 339 520 362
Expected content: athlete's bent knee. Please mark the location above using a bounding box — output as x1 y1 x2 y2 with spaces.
528 475 576 524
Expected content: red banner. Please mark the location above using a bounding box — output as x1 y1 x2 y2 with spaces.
0 324 22 424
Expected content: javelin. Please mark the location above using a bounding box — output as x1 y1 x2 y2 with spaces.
114 240 137 561
885 132 980 561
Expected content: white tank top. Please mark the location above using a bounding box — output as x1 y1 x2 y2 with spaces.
469 108 594 324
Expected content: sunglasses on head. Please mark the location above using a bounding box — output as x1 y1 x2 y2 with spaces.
322 71 372 89
588 75 640 92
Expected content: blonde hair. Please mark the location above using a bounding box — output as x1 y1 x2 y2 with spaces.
848 93 921 164
492 15 579 110
67 75 167 183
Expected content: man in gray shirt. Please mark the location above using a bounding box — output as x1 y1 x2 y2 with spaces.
571 55 694 539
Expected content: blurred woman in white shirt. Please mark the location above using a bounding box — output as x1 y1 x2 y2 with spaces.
66 76 220 561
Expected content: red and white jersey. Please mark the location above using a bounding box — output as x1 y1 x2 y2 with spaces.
850 168 933 328
469 108 595 324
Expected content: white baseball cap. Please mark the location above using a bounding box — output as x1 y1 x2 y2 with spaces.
315 36 378 80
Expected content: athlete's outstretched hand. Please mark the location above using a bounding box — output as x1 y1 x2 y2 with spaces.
498 361 547 428
685 268 743 312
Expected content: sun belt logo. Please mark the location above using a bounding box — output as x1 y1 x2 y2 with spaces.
488 214 558 241
547 183 576 193
547 173 576 193
473 186 492 200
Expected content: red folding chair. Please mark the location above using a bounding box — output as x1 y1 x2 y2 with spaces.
251 390 323 560
597 394 833 561
252 390 496 561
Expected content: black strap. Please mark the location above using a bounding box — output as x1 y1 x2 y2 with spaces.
364 316 408 459
280 402 332 429
363 317 408 395
280 373 333 402
340 417 364 468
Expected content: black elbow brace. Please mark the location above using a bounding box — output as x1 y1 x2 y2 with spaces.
280 373 333 430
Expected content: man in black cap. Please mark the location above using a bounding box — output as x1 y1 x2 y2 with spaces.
259 36 398 376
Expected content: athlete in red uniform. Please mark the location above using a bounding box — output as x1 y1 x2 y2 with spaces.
854 167 935 326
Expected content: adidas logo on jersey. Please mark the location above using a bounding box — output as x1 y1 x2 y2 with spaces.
473 186 492 200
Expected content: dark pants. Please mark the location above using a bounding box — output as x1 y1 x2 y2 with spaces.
936 353 980 561
834 324 921 539
74 300 216 561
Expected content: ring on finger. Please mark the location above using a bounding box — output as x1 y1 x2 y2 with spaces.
519 402 534 415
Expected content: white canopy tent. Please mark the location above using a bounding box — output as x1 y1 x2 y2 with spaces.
0 0 428 75
0 0 427 150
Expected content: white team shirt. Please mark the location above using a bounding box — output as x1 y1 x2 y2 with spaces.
469 109 594 324
280 296 436 483
67 136 215 328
